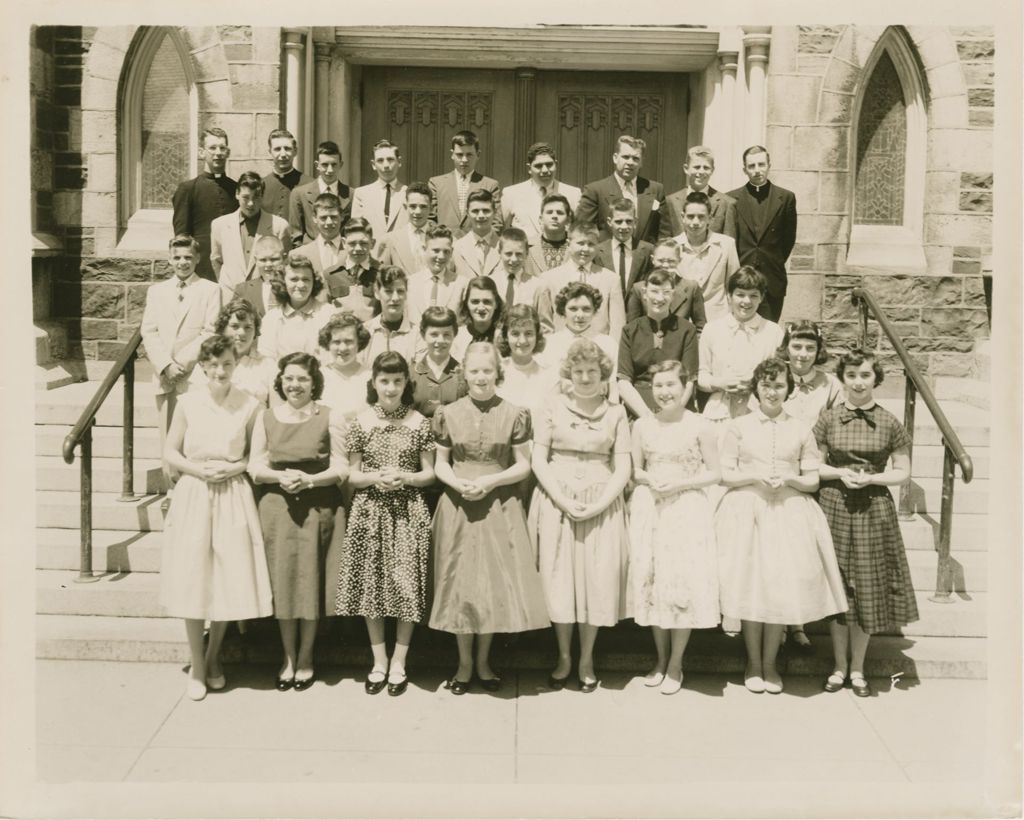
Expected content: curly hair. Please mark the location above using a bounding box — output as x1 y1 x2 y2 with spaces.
318 311 371 352
559 337 614 382
215 297 261 339
197 334 235 364
554 281 602 316
273 255 325 307
496 304 546 357
751 356 795 400
779 319 829 366
836 348 885 387
366 351 416 406
273 352 325 402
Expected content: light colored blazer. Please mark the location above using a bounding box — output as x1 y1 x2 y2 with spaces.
428 171 502 236
501 179 581 240
674 231 741 322
351 180 408 244
140 275 222 395
210 210 291 298
378 225 426 275
451 232 501 279
406 268 469 329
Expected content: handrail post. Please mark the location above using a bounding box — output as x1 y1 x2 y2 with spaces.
898 377 917 519
75 427 100 583
856 292 869 349
929 446 956 603
119 352 137 502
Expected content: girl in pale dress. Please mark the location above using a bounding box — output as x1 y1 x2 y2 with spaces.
319 312 371 421
249 353 348 692
429 343 550 694
496 304 558 419
716 357 847 694
529 338 632 692
189 298 277 406
160 335 272 701
542 282 619 376
451 276 505 362
257 255 335 360
778 320 842 652
628 361 721 695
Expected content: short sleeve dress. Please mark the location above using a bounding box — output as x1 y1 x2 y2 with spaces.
784 368 843 430
813 402 919 634
334 405 435 621
160 388 273 621
715 409 848 625
627 412 720 630
528 395 631 627
427 396 550 634
256 403 346 620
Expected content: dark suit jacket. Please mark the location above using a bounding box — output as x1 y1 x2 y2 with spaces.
659 186 737 241
171 173 238 280
576 174 666 244
726 181 797 299
427 170 503 237
288 180 352 246
625 275 707 334
262 168 312 221
594 239 654 298
232 279 269 318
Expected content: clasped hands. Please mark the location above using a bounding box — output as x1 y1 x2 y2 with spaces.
452 476 494 502
199 460 240 484
279 468 313 494
373 467 409 493
837 467 872 489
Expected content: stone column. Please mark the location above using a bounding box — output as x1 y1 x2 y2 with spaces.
283 29 306 159
314 43 331 148
742 26 772 148
513 68 537 172
716 49 739 183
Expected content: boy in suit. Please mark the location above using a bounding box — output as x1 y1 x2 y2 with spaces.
659 146 737 241
525 193 574 276
327 217 380 322
351 138 408 245
377 181 433 274
210 170 291 299
594 198 654 299
501 142 581 242
233 235 286 318
451 189 501 278
261 128 311 220
624 239 706 334
727 145 797 322
140 235 222 492
672 190 740 322
171 127 237 282
577 135 665 244
490 227 555 334
428 130 502 236
406 224 466 328
289 192 348 298
541 220 626 340
289 140 352 246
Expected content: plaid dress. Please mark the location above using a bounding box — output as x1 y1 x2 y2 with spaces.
813 403 919 634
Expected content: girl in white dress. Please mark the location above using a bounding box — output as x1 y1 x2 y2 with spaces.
319 311 372 421
189 298 277 406
160 335 273 701
628 361 721 694
496 304 559 420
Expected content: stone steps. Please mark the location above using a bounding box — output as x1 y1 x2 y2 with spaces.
38 426 162 461
37 455 164 495
38 492 165 532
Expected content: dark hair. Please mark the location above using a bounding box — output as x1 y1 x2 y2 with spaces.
466 189 494 207
236 170 265 195
554 281 602 316
420 306 459 334
609 197 636 215
200 127 229 145
318 311 371 352
780 320 829 366
540 192 572 219
644 268 676 289
458 276 504 330
273 254 324 306
424 223 454 244
341 217 374 239
273 352 325 401
366 351 416 405
451 130 480 150
498 227 528 249
405 181 432 201
751 356 795 400
168 234 200 254
313 192 342 214
267 128 296 148
742 145 770 165
836 348 885 387
727 265 768 297
497 304 546 357
197 334 236 363
315 140 342 159
526 142 556 164
376 265 408 290
371 138 401 159
215 297 262 338
684 190 711 212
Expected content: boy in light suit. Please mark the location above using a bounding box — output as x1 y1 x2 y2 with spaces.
451 189 501 279
406 224 466 328
351 138 407 247
428 130 502 236
501 142 581 242
377 181 434 274
140 235 222 493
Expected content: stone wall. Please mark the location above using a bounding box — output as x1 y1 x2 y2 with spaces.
36 25 283 360
767 25 992 379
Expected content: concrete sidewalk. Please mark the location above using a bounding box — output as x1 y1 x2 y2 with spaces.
38 660 986 787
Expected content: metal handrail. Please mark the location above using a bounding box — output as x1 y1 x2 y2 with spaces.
60 328 143 582
852 286 975 603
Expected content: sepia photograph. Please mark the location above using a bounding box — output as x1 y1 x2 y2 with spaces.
2 1 1020 817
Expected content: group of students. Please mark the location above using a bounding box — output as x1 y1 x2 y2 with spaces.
146 219 919 704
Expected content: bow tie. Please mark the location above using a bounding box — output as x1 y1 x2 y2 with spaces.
648 315 678 334
839 405 876 428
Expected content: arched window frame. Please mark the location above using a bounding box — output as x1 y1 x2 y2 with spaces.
846 27 928 270
117 27 198 251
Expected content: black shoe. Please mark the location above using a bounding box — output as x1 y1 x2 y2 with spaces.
365 671 387 695
478 675 502 693
293 672 316 692
849 674 873 698
387 673 408 696
445 677 471 696
547 673 569 691
276 676 294 692
579 677 599 694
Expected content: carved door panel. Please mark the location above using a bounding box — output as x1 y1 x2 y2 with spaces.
533 71 688 194
359 67 516 188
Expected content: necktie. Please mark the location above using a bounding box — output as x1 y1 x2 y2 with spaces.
540 186 547 199
477 238 489 270
176 279 187 302
578 265 587 281
505 273 516 309
618 242 627 283
383 183 392 223
430 274 440 305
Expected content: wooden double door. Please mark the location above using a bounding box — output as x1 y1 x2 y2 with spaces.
359 67 690 193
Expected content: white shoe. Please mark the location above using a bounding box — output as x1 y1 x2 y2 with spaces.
186 679 207 701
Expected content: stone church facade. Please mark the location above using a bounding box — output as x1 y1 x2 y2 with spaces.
29 24 993 377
